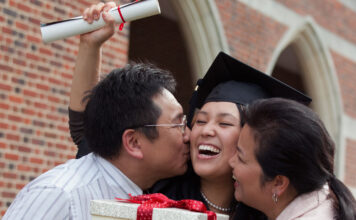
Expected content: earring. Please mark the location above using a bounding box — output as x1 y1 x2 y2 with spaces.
272 193 278 203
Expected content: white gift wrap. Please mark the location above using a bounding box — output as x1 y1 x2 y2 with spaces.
40 0 160 43
90 200 229 220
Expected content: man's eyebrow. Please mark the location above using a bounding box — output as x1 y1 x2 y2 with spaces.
173 112 184 121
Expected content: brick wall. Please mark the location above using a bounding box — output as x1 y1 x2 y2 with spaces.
332 51 356 119
215 0 287 72
275 0 356 44
333 49 356 187
345 139 356 186
0 0 129 216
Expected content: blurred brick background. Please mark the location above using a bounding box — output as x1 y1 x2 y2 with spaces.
0 0 130 216
1 0 356 217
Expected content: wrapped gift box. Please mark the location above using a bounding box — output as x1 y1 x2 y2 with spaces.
91 200 229 220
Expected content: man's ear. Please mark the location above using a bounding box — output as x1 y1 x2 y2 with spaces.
122 129 143 159
272 175 290 197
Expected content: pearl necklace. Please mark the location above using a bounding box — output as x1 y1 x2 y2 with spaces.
200 191 232 213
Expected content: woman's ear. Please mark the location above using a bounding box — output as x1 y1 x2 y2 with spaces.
121 129 143 159
272 175 290 197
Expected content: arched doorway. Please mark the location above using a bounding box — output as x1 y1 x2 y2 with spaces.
268 18 344 176
128 1 194 112
128 0 228 112
272 45 307 94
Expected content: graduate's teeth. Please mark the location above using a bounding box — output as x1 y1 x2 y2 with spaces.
198 145 221 155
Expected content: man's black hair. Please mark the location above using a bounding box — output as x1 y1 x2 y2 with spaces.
83 63 176 159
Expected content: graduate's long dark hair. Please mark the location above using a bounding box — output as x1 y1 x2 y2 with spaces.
243 98 356 220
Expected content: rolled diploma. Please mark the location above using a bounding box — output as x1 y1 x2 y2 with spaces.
41 0 160 43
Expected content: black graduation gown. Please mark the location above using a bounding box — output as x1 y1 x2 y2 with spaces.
149 162 267 220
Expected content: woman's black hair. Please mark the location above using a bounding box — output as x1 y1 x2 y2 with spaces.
243 98 356 220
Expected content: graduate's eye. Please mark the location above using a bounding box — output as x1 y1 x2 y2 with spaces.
219 122 234 126
195 120 207 125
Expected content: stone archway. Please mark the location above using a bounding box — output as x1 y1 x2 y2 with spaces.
170 0 229 79
267 18 344 176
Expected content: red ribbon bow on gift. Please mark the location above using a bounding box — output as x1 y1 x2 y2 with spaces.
116 193 217 220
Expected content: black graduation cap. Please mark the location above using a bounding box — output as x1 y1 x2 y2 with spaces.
187 52 312 127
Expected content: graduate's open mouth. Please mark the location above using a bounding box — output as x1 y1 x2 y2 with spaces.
198 144 221 157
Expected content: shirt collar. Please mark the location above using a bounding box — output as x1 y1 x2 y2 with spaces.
94 154 143 197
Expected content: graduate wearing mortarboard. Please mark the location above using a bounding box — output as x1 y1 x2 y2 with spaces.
150 52 311 219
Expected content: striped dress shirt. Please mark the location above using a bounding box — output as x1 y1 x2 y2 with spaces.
3 153 142 220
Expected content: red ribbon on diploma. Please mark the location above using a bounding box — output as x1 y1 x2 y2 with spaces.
116 193 217 220
117 5 126 31
117 0 139 31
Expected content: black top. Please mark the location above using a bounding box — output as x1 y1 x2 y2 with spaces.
68 108 91 158
149 161 266 220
